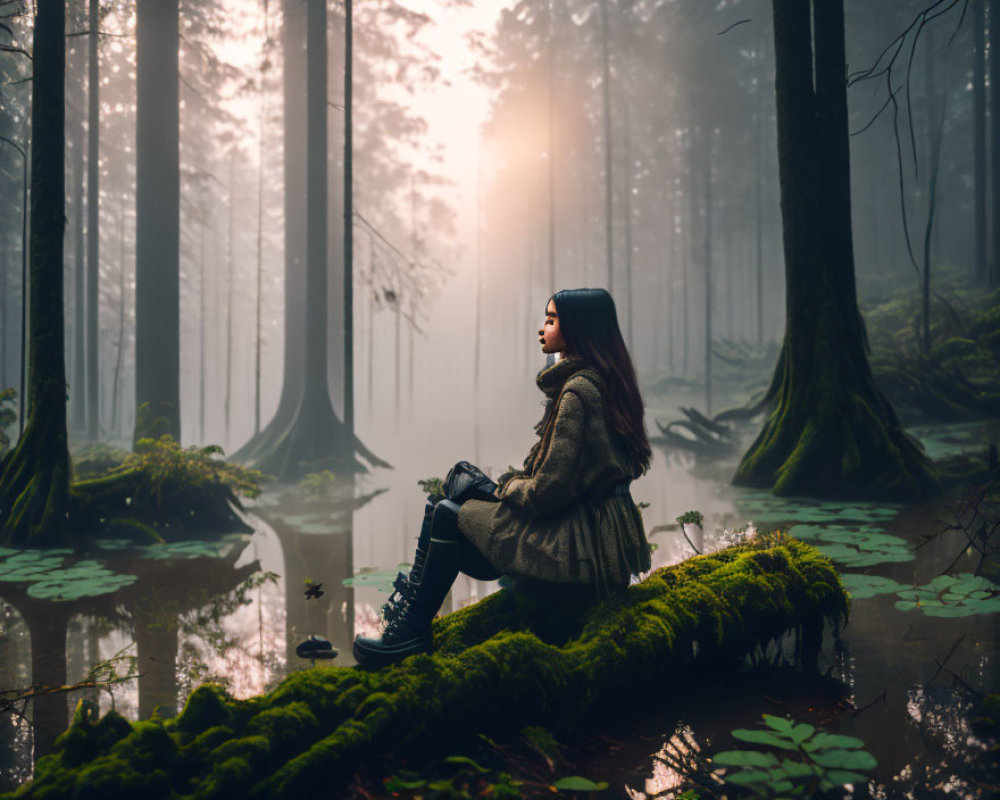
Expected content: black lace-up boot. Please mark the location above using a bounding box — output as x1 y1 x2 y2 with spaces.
354 502 462 668
381 498 436 625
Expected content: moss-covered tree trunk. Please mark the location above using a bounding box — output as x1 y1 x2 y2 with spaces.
733 0 938 501
0 0 72 546
133 0 180 445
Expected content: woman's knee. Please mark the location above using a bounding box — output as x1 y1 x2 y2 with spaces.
431 499 463 542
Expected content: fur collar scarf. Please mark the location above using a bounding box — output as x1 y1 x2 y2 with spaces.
536 355 592 399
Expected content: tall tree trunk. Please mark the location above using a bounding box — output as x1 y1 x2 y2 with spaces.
683 124 693 376
225 150 235 447
756 24 765 348
990 0 1000 288
703 124 713 416
0 0 71 545
112 200 126 438
623 97 633 353
72 95 85 433
343 0 354 439
600 0 614 292
86 0 99 440
547 0 557 295
973 0 986 285
235 0 383 480
733 0 937 500
134 0 180 444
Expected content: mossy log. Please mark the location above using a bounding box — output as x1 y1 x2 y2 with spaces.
70 469 251 541
12 534 848 800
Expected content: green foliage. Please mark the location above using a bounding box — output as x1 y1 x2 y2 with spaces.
0 387 15 459
72 442 130 480
294 470 338 498
71 435 263 540
713 714 876 797
418 476 446 500
126 435 262 501
894 573 1000 617
676 510 704 528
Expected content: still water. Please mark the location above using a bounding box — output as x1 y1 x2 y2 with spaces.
0 405 997 796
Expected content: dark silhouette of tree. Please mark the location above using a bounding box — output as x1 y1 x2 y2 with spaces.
133 0 180 444
0 0 72 545
733 0 938 500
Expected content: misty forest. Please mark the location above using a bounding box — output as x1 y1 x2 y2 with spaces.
0 0 999 796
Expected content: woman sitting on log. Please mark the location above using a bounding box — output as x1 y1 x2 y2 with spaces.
353 287 653 668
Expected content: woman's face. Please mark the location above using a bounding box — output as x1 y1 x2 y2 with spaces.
539 299 570 355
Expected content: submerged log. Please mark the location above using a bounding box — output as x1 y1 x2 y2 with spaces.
15 533 847 799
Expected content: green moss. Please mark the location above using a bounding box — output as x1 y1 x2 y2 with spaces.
8 535 847 800
69 435 262 542
176 684 234 738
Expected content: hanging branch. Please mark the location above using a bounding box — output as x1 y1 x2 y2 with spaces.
847 0 969 272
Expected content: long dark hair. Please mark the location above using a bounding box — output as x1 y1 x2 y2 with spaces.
551 288 652 477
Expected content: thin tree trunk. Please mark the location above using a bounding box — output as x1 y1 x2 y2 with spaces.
623 97 633 353
199 217 206 443
756 24 765 348
342 0 355 438
255 52 266 437
973 0 986 284
225 150 235 447
683 125 693 376
703 125 713 416
991 0 1000 288
600 0 614 292
85 0 99 440
134 0 180 444
112 201 125 439
72 98 85 433
547 0 556 295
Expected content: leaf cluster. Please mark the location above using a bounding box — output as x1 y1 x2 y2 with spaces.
116 435 262 502
712 714 876 797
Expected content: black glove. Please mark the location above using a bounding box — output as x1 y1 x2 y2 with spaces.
443 461 499 504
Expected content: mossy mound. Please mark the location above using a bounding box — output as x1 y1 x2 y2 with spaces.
66 436 262 543
10 533 847 799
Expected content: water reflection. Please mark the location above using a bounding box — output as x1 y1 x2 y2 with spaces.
0 416 996 794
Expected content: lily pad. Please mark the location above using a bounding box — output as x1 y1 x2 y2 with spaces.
815 530 913 567
894 573 1000 617
0 551 67 581
343 565 412 592
25 566 137 602
839 574 906 599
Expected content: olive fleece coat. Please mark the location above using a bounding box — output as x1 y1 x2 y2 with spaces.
457 355 651 592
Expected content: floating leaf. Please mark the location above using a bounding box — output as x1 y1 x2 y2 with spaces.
712 750 779 768
825 770 869 785
343 565 412 592
839 574 905 599
552 776 609 791
731 729 799 750
805 733 865 750
444 755 489 773
723 769 771 786
809 749 877 771
894 573 1000 617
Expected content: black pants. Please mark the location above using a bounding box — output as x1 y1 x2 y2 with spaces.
430 498 502 582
